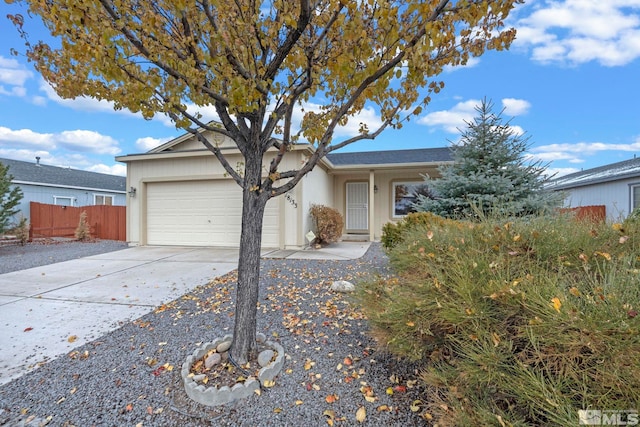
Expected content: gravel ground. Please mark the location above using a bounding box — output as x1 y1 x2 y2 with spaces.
0 243 429 427
0 238 129 274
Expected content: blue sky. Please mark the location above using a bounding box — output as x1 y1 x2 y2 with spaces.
0 0 639 178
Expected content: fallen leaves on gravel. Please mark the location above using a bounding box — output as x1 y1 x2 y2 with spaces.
325 393 338 403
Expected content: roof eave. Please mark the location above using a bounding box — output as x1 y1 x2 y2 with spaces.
12 180 126 193
549 171 640 190
327 160 452 173
117 143 313 163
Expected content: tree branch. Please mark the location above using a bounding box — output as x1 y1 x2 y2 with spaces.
262 0 312 82
97 0 229 107
166 108 245 187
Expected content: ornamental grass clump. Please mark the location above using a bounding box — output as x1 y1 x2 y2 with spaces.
356 213 640 426
75 211 92 241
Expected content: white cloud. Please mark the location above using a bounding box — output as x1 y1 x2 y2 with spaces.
0 55 32 97
530 139 640 163
135 136 172 151
86 163 126 176
508 125 526 137
0 126 54 148
513 1 640 66
32 95 47 106
0 149 116 174
417 99 480 133
0 126 121 156
418 98 530 135
57 130 121 155
502 98 531 116
0 85 27 97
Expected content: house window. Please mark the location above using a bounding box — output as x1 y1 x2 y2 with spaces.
54 196 74 206
632 184 640 212
392 181 429 217
94 194 114 206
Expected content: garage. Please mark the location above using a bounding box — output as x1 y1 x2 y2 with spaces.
145 180 279 247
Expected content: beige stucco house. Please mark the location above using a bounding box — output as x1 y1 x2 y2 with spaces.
116 130 452 248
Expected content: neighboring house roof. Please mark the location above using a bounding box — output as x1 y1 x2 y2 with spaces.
326 147 453 166
548 157 640 191
1 157 126 193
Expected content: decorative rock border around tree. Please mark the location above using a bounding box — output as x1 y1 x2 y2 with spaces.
181 333 285 406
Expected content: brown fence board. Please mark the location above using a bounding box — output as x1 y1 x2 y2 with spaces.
559 205 606 222
29 202 126 241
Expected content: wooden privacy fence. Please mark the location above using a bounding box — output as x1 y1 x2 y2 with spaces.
29 202 126 241
559 205 606 222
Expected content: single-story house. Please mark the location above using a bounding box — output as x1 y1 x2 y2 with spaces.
1 157 127 223
548 156 640 222
116 130 453 248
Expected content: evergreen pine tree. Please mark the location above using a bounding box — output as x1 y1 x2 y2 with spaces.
415 99 561 218
0 162 24 233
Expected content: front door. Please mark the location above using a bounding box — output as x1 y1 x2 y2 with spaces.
346 182 369 231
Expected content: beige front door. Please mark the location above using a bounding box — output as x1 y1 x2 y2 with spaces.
346 182 368 231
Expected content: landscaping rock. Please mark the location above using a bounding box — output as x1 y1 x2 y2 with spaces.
330 280 355 292
257 349 274 367
204 352 221 369
216 340 232 353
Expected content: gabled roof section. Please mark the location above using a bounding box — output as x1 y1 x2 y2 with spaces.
548 157 640 190
147 123 229 154
147 130 198 153
1 157 126 192
326 147 453 166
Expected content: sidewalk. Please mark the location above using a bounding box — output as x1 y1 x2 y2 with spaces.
0 242 370 385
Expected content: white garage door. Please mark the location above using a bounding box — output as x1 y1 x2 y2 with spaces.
146 180 279 247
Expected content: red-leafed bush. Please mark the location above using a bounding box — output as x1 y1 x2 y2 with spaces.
309 204 343 244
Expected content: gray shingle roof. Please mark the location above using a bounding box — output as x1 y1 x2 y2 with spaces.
548 157 640 190
1 157 126 192
326 147 453 166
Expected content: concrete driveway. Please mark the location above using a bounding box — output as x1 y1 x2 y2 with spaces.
0 242 369 385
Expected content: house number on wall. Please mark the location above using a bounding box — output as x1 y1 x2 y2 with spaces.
285 193 297 208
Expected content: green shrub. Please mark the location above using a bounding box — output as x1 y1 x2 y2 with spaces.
356 214 640 426
309 204 343 244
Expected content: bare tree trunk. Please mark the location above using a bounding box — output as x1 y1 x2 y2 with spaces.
230 153 267 364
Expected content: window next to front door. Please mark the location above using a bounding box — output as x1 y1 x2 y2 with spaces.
392 181 425 218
